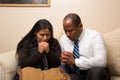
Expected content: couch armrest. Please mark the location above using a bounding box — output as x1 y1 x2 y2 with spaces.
0 50 17 80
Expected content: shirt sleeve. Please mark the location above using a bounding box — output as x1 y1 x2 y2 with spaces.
75 32 107 70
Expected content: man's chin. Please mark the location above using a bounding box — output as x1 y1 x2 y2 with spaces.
68 38 74 41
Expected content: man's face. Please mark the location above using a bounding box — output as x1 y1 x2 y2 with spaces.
63 19 82 41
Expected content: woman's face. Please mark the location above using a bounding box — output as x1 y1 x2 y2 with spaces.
36 28 51 42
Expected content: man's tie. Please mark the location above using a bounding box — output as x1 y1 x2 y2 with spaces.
73 40 80 76
73 40 80 58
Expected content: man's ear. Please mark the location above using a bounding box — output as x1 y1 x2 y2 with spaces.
79 23 82 27
79 23 83 31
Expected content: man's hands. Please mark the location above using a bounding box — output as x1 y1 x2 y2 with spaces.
60 51 75 65
38 42 49 54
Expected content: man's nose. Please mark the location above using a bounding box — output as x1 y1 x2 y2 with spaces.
66 32 71 37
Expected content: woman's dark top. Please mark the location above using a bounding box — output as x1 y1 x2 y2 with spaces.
13 38 61 80
18 38 61 69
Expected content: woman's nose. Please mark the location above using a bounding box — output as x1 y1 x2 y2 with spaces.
43 35 47 41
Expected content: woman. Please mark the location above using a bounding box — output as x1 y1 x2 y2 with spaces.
13 19 61 80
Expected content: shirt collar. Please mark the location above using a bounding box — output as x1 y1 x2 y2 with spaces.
78 28 85 42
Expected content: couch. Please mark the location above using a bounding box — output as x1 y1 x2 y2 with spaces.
0 28 120 80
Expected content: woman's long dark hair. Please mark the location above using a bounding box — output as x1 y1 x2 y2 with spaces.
17 19 54 54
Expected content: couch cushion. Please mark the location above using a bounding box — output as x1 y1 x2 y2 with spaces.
0 50 17 80
103 28 120 76
111 76 120 80
0 61 8 80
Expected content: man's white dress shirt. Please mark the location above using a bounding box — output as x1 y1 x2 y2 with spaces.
60 28 107 70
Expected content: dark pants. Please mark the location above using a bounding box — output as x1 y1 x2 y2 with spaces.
60 65 110 80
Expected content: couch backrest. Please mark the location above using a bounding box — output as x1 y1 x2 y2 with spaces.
54 30 64 40
103 28 120 76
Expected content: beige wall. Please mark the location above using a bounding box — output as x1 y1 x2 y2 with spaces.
0 0 120 53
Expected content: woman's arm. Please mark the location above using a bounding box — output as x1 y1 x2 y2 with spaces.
18 47 42 68
46 39 61 67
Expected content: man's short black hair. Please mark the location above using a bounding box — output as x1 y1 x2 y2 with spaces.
63 13 81 27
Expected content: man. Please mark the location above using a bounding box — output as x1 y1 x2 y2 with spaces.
60 13 110 80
